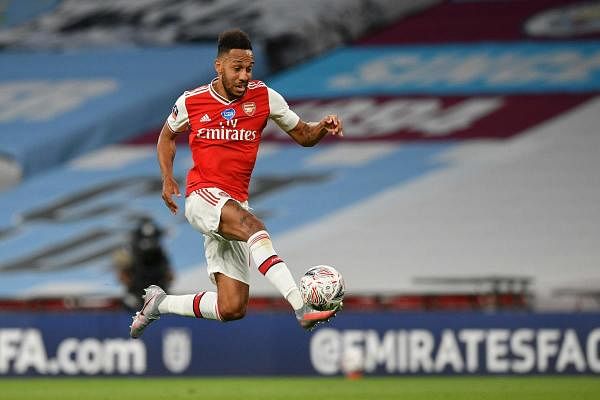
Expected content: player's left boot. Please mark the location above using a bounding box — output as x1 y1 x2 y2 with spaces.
296 302 342 331
129 285 166 338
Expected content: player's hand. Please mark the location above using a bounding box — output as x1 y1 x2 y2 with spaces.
321 114 343 137
161 176 181 214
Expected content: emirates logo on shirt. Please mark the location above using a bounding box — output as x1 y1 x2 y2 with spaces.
196 120 257 141
243 102 256 116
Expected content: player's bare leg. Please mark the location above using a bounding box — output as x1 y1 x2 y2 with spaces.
219 199 339 330
217 199 265 241
214 272 249 321
130 274 247 338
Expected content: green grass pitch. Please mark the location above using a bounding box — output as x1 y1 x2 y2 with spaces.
1 376 599 400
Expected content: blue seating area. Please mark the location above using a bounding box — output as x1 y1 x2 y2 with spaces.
0 46 267 178
1 0 599 312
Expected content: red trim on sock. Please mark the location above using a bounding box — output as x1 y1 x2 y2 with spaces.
193 292 205 318
258 255 283 275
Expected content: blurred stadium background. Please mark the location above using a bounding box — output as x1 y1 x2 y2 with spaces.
1 0 600 395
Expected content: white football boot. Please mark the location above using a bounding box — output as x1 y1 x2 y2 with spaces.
129 285 166 339
296 302 342 331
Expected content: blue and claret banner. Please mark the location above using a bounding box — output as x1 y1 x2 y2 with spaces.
0 311 598 376
270 42 600 99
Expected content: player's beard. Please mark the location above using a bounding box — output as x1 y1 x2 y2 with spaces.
222 75 247 99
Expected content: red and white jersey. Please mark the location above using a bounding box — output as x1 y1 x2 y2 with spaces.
166 79 299 201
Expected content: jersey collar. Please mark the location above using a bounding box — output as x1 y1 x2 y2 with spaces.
209 77 241 106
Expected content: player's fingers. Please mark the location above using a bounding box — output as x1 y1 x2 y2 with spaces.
327 116 343 136
331 115 339 127
162 192 178 214
326 115 337 127
165 177 181 197
167 200 178 214
336 118 344 136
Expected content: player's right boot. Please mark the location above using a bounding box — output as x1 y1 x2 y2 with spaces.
296 303 341 331
130 285 166 339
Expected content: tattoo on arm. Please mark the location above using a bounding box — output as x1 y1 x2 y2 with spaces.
232 202 249 226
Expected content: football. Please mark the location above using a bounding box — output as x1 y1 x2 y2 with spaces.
300 265 345 311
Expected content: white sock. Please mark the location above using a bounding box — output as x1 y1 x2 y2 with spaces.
247 230 304 311
158 292 221 320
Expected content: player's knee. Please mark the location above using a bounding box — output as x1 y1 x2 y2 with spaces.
218 303 247 322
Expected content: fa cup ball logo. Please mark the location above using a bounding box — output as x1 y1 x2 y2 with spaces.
162 329 192 373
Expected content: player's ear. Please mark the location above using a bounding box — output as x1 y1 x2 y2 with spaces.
214 58 222 76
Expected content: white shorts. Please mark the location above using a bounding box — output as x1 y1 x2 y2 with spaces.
185 188 250 286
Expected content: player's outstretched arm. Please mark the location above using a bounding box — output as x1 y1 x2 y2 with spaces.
287 114 343 147
157 122 181 214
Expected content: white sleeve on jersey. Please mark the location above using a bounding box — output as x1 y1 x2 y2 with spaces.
166 94 189 133
267 87 300 132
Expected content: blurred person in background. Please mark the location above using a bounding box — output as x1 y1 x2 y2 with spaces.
130 28 343 338
113 217 174 310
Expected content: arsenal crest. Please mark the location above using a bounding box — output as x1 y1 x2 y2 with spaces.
243 102 256 116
